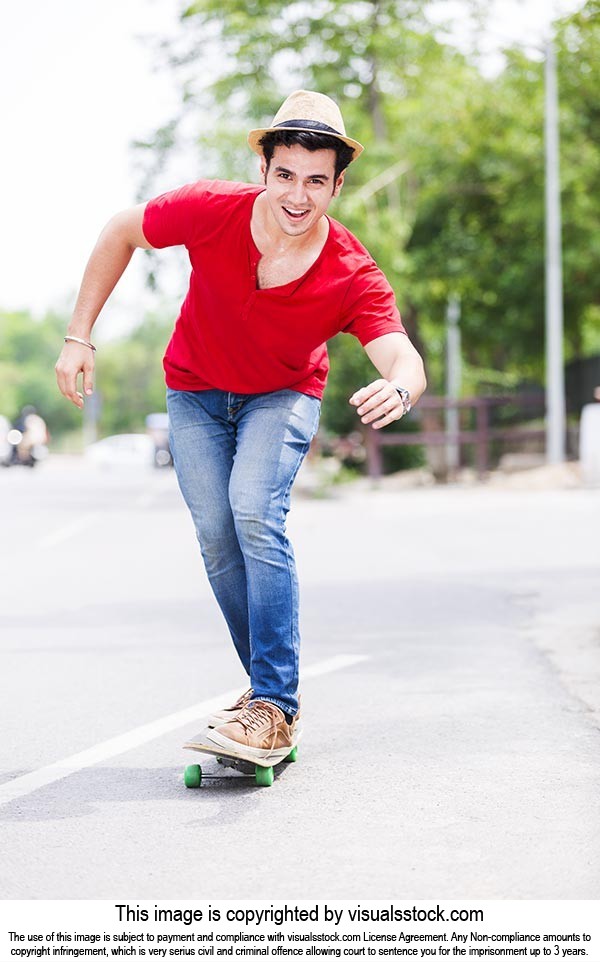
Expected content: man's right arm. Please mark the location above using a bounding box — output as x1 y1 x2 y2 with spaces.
56 203 152 409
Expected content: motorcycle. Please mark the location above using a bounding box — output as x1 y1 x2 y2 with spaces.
5 427 48 467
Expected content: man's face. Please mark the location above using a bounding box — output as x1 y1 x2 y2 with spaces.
260 144 345 238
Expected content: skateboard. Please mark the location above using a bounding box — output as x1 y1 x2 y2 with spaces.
183 727 299 788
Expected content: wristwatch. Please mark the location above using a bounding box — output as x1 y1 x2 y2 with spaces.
393 385 412 416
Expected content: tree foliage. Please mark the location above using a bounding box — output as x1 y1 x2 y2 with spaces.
0 310 171 442
0 311 82 436
98 318 173 434
555 0 600 358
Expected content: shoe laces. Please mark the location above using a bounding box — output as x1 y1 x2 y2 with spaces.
236 700 280 734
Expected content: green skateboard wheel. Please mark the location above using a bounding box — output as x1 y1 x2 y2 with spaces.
284 746 298 763
184 764 202 788
255 765 274 787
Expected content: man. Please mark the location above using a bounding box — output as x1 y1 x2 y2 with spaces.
55 90 426 764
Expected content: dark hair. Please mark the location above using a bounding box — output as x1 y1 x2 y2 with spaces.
258 129 355 182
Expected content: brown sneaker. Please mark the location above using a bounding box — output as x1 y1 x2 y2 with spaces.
206 700 295 764
207 688 254 728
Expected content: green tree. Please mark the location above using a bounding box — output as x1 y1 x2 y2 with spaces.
0 310 81 435
0 309 173 443
555 0 600 359
97 317 172 435
404 50 548 390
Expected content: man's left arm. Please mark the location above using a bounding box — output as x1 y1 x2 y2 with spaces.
349 332 427 430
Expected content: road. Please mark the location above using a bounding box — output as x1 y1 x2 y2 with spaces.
0 457 599 899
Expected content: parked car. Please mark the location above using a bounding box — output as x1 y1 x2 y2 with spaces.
146 412 172 467
85 434 156 468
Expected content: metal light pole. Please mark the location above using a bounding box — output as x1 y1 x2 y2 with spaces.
544 37 566 463
445 294 462 474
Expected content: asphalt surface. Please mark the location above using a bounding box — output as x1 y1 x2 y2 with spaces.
0 456 599 899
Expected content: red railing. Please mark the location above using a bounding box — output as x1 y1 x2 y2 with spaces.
364 394 547 479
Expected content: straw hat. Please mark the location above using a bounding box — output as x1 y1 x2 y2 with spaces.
248 90 364 161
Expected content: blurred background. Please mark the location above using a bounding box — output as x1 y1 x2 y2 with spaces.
1 0 599 485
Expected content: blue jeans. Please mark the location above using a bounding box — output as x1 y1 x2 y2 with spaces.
166 387 321 717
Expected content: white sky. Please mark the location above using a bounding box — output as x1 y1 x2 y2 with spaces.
0 0 181 336
0 0 584 338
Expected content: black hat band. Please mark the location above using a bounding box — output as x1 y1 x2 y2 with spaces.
274 119 343 136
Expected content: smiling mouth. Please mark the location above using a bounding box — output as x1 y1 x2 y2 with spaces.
282 206 310 220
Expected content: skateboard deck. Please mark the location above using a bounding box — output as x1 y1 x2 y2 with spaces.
183 726 299 788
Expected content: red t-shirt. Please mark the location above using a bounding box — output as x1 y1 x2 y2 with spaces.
142 179 406 399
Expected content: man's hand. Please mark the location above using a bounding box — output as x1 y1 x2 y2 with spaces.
349 379 405 429
55 342 95 409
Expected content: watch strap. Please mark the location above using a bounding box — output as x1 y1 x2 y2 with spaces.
393 385 412 415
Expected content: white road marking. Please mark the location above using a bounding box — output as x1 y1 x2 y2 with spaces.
37 513 98 550
0 653 368 806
